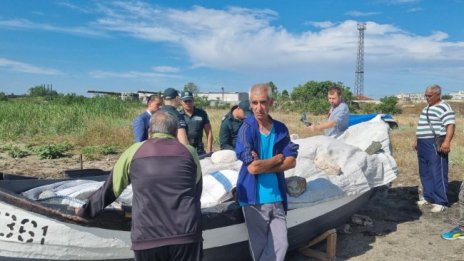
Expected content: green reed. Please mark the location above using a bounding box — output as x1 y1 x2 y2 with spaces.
0 97 141 141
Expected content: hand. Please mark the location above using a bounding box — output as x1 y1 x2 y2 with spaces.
440 140 451 154
274 153 284 164
251 150 259 161
307 123 318 131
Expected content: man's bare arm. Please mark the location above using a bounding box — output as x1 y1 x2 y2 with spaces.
247 154 284 175
267 156 296 173
440 124 455 154
177 128 189 146
204 123 213 153
310 120 336 131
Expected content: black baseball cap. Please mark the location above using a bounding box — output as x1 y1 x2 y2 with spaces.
238 100 252 114
163 88 179 100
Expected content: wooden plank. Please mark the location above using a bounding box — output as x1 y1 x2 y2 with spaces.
298 229 337 261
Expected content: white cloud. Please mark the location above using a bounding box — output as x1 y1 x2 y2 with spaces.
57 1 91 13
345 10 381 17
3 1 463 94
305 21 335 29
91 2 464 75
379 0 421 4
152 66 179 73
0 19 106 37
406 7 423 12
89 70 181 79
0 58 62 75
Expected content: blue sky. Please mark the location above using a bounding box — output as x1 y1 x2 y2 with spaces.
1 0 463 98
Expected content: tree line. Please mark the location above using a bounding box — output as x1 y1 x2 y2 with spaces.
1 81 404 114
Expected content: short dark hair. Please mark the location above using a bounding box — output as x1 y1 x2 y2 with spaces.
147 94 161 105
328 86 342 96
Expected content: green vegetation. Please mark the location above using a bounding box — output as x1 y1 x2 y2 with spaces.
0 92 8 101
0 95 141 143
34 143 72 159
377 96 402 114
442 94 452 100
7 146 30 158
28 85 58 97
183 82 199 94
82 144 119 160
0 80 405 161
275 80 354 115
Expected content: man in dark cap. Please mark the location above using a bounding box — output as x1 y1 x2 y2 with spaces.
159 88 189 145
132 94 163 142
180 91 213 156
219 99 251 150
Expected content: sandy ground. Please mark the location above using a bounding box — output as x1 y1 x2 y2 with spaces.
0 152 462 261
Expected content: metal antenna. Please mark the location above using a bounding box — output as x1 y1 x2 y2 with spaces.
355 22 366 97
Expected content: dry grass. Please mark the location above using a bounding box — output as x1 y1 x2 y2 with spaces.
1 100 462 187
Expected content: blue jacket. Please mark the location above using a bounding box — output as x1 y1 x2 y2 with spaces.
132 111 151 142
235 115 299 211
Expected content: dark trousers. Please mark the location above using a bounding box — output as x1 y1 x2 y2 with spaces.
134 242 202 261
417 138 449 205
459 182 464 226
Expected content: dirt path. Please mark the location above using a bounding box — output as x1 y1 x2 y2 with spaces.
288 183 463 261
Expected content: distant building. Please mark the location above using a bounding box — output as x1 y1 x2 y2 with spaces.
197 91 248 106
137 91 161 103
396 93 425 102
449 91 464 100
87 90 138 101
88 89 250 105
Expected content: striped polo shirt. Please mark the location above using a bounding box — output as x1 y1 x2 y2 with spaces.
416 102 455 139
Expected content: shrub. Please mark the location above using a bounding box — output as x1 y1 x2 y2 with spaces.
7 146 30 158
0 92 7 101
100 145 118 155
378 96 402 114
82 144 118 159
82 146 99 160
35 143 72 159
360 103 378 114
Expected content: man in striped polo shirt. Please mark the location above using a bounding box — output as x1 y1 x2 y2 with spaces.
414 84 455 213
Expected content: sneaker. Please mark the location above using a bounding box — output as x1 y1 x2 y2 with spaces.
430 204 447 213
441 226 464 240
417 199 431 207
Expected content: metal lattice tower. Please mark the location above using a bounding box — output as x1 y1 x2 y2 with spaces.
355 22 366 97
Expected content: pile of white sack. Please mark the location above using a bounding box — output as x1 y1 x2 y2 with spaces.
22 119 398 210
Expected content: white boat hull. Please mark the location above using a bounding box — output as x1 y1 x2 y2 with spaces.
0 190 371 260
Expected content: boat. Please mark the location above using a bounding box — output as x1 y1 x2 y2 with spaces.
0 120 398 260
0 173 374 261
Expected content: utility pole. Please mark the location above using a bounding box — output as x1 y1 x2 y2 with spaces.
355 22 366 97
